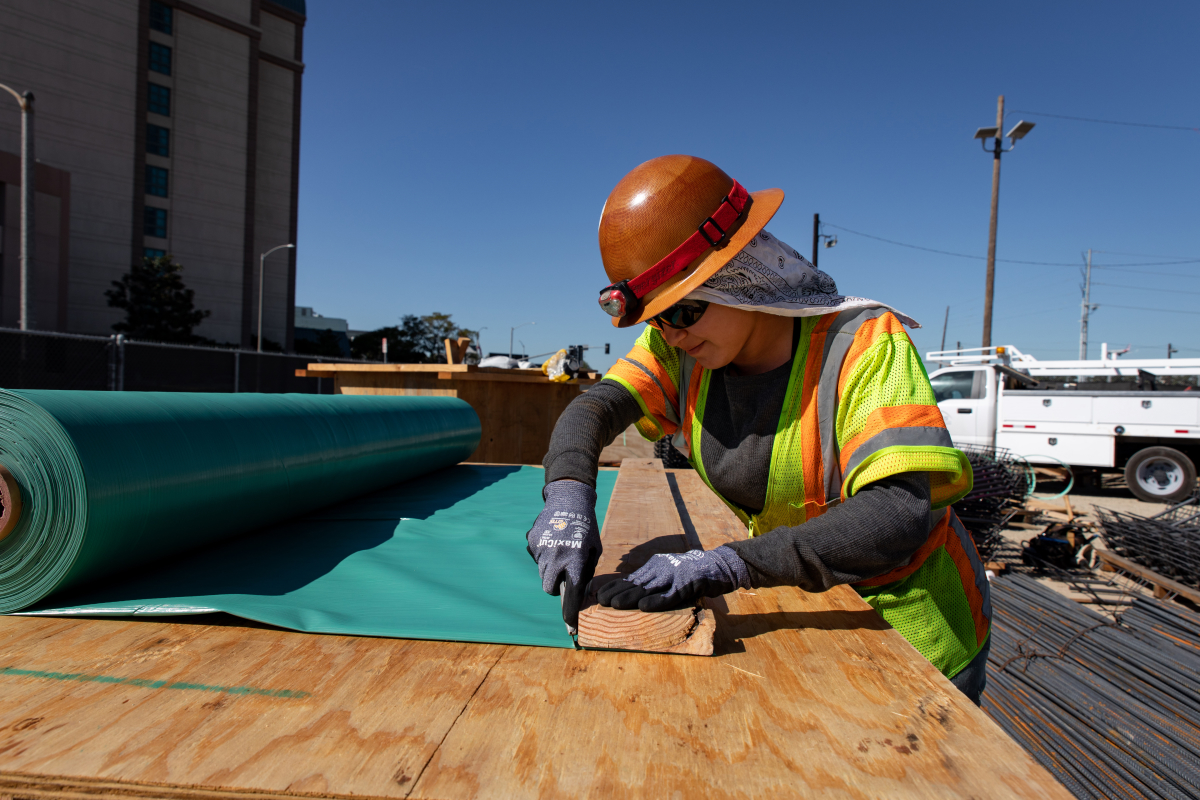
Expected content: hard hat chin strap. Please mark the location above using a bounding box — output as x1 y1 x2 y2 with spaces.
598 180 751 319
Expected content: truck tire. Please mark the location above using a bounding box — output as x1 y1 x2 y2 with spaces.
1124 446 1197 504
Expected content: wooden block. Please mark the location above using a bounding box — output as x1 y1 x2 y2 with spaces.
576 459 715 655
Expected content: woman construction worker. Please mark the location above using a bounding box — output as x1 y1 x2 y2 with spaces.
527 155 990 703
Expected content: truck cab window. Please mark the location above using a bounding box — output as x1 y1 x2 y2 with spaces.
931 371 976 402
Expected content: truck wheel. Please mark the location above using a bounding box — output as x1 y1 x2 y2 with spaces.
1124 446 1197 504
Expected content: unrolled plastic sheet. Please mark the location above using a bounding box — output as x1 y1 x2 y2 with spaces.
24 466 618 648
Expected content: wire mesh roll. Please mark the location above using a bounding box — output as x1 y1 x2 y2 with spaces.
0 390 480 612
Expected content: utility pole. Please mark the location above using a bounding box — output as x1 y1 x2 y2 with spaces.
811 213 820 268
1079 248 1095 359
940 306 949 352
1 86 35 330
1168 343 1178 360
981 95 1004 350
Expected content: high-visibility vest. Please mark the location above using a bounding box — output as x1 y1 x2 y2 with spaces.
605 308 990 678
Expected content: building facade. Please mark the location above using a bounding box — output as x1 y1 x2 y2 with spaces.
0 0 305 348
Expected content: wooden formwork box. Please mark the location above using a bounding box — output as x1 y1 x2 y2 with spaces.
297 364 601 465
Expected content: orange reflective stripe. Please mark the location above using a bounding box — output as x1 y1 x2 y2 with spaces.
681 365 703 457
628 344 679 409
838 404 947 472
856 514 950 588
801 314 836 516
837 313 909 398
606 360 678 437
944 523 991 647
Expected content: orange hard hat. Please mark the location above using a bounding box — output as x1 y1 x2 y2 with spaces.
597 155 784 327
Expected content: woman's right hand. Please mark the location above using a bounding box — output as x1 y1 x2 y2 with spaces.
526 480 602 635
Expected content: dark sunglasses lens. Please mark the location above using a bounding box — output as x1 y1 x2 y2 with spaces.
656 302 707 329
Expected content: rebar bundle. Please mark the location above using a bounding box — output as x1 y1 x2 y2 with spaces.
1098 494 1200 588
954 444 1030 559
983 574 1200 800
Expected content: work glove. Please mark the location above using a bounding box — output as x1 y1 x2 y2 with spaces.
526 479 602 635
597 546 750 613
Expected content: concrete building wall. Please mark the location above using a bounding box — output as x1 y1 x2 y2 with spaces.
0 0 139 332
167 13 251 344
0 0 304 346
254 59 296 348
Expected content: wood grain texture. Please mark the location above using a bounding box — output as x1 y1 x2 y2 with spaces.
0 466 1073 800
0 615 503 799
408 468 1075 799
321 370 596 464
577 459 715 655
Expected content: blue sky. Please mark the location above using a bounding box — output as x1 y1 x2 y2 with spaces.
294 1 1199 372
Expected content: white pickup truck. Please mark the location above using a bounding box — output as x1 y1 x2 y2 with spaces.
926 345 1200 503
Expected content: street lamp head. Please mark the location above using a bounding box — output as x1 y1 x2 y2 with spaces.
1005 120 1035 141
824 236 838 249
973 126 999 140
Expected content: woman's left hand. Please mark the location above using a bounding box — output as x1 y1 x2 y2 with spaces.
596 546 751 612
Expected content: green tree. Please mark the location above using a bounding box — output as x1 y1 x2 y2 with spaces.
350 313 476 362
105 254 211 343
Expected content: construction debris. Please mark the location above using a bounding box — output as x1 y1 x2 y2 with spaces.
984 574 1200 800
953 444 1031 560
1097 492 1200 589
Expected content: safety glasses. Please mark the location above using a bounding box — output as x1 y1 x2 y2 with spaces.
645 300 710 330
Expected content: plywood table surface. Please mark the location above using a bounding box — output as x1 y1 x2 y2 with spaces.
0 465 1070 800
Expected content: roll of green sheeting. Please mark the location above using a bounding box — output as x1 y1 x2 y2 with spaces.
0 390 480 613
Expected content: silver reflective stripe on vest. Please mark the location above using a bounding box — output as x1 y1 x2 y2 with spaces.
671 351 698 454
623 355 680 429
949 509 992 621
816 307 891 502
843 426 955 480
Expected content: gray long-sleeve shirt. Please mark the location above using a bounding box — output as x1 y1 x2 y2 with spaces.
543 340 932 593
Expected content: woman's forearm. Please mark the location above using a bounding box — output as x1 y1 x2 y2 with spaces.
724 473 932 592
543 380 644 487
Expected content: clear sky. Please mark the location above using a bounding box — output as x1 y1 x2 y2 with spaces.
294 1 1199 373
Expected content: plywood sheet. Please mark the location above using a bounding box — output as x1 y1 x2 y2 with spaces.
0 466 1073 800
409 469 1075 799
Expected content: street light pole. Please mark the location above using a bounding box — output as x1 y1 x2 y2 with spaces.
510 322 534 359
1 85 34 330
257 243 294 352
981 95 1004 350
974 96 1035 349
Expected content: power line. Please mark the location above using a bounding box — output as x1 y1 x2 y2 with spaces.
824 223 1200 269
1009 109 1200 133
1101 304 1200 316
1091 281 1200 295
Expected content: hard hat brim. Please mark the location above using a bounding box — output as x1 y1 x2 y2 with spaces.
611 188 785 328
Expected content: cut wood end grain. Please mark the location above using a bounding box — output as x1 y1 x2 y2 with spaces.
577 601 715 655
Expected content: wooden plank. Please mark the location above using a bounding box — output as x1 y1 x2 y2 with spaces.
576 459 715 656
1095 548 1200 604
0 615 505 799
409 468 1075 799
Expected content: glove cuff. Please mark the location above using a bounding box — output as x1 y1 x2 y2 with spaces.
543 479 598 507
712 545 752 591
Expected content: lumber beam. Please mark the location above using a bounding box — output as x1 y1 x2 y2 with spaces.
1096 548 1200 604
576 458 716 655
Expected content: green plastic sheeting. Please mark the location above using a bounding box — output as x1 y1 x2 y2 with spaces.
25 466 618 649
0 390 480 612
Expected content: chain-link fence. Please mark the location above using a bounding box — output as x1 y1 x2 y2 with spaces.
0 328 372 393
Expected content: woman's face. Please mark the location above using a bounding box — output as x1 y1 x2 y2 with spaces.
656 302 758 370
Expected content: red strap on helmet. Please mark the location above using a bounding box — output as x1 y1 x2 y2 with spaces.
598 180 751 318
628 180 750 298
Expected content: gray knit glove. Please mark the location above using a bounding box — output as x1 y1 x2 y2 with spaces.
526 480 602 634
597 546 750 612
